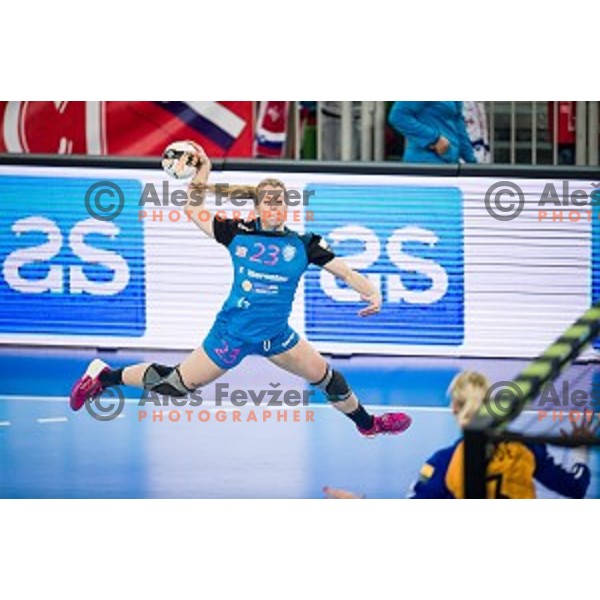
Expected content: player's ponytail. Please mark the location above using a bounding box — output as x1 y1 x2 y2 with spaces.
192 178 288 207
200 184 258 199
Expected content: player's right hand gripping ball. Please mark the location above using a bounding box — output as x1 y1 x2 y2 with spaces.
162 140 200 180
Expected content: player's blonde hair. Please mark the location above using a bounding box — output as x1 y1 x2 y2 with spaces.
255 178 287 206
447 371 491 427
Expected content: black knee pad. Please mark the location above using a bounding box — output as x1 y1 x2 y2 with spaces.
312 365 352 403
326 369 352 402
142 364 193 397
148 364 173 378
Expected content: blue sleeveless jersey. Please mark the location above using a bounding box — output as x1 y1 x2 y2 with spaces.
212 216 335 343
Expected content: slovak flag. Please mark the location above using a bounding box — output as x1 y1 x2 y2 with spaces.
254 101 289 158
157 101 249 152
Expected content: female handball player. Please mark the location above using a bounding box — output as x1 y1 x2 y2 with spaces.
70 141 412 437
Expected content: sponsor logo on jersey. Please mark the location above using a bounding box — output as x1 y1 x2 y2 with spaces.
235 245 248 258
247 268 289 283
282 244 297 262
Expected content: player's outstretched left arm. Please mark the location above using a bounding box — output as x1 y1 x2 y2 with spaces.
323 258 382 317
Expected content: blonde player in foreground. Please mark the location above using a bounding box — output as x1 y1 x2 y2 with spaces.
70 141 411 437
324 371 593 498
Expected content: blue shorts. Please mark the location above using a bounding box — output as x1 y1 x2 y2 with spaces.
202 320 301 369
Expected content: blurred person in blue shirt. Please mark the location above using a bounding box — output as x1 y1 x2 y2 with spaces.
388 101 476 164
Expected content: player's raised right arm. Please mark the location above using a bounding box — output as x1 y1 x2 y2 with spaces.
184 141 216 239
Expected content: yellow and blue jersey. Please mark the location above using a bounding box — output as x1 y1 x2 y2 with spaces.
410 438 590 499
212 216 335 343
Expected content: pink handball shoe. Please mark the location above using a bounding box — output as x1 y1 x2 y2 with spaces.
70 359 110 411
358 412 412 437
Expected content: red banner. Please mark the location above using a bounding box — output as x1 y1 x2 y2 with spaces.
548 101 577 145
0 101 255 157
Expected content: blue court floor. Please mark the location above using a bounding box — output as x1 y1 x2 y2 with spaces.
1 347 599 498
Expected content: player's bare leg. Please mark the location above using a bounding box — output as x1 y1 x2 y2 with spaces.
69 347 226 410
268 337 412 436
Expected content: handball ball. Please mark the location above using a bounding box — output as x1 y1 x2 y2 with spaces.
161 141 199 180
